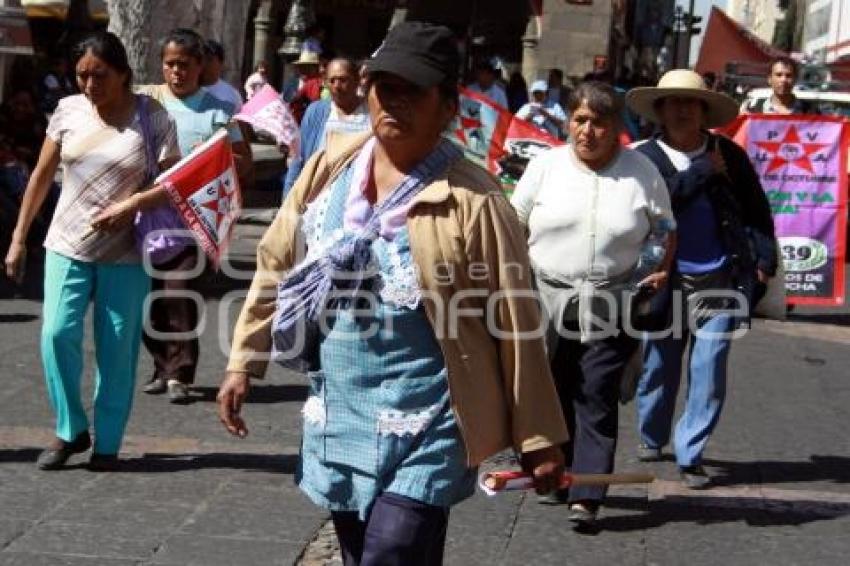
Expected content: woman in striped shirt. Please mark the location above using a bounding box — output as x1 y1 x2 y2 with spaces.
5 31 180 471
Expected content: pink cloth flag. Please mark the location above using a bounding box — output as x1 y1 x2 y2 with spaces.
720 114 849 306
235 84 300 154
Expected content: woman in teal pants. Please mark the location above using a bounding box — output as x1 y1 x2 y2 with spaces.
5 32 179 470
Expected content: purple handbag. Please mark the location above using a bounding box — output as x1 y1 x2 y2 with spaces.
134 95 191 265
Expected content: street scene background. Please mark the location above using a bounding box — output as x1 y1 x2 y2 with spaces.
1 0 850 564
0 217 848 565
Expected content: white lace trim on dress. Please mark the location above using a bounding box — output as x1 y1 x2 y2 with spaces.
376 404 441 437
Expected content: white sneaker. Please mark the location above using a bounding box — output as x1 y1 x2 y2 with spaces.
166 380 191 404
142 377 167 394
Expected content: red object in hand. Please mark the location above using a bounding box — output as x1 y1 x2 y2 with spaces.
480 470 654 494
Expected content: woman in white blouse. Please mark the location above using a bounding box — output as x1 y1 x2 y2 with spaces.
511 81 676 526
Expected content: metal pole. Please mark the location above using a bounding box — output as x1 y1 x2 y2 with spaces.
672 6 681 69
253 0 274 72
0 56 6 103
466 0 479 78
686 0 695 66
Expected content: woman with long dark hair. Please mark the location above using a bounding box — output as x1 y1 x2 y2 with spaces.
4 31 180 470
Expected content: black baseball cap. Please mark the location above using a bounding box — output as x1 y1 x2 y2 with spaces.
365 21 459 88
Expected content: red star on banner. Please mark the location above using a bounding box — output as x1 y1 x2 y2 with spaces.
754 124 828 174
454 115 482 145
200 178 232 235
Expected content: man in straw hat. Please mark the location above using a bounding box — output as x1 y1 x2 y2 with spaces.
626 69 777 489
287 50 324 123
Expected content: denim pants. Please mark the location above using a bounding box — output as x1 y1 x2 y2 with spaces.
41 251 150 455
637 311 735 467
331 492 449 566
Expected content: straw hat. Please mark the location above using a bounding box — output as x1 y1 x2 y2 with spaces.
293 51 321 66
625 69 739 128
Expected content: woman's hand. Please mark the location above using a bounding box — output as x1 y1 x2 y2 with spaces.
520 445 565 494
91 195 139 232
706 149 728 178
636 270 669 292
4 241 27 284
217 371 251 438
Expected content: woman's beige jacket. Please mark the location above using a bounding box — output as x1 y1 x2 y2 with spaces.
227 132 568 466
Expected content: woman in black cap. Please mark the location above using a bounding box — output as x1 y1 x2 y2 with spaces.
216 21 567 565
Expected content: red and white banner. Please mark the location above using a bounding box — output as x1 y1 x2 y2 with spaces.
235 84 300 154
157 129 241 267
450 87 564 192
719 114 849 306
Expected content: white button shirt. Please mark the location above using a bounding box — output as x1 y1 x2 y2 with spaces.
511 144 675 282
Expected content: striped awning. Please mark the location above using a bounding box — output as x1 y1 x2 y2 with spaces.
20 0 108 20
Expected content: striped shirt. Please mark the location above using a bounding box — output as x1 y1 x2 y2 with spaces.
44 94 180 263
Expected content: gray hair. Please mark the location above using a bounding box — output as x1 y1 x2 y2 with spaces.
567 81 623 122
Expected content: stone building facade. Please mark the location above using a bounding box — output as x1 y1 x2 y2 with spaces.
803 0 850 63
522 0 614 83
726 0 783 45
106 0 252 86
249 0 622 87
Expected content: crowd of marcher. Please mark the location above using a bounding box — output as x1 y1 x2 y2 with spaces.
4 20 826 565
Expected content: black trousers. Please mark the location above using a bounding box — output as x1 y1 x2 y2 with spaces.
332 492 449 566
141 246 201 384
551 326 638 503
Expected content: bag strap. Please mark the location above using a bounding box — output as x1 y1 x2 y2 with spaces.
136 95 159 183
635 137 679 182
746 97 765 113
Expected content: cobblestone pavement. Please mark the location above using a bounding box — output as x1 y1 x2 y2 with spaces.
0 221 848 565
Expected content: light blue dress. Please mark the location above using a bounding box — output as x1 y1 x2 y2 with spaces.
156 87 242 156
295 159 476 519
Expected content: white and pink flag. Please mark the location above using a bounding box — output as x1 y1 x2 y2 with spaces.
235 84 300 154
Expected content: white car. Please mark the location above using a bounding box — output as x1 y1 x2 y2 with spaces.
743 88 850 118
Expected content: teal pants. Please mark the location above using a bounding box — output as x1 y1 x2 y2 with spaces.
41 251 150 455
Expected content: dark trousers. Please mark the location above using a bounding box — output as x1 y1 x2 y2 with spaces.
332 492 449 566
141 246 200 384
551 326 638 503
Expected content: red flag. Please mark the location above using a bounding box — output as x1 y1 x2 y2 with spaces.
157 129 241 268
452 87 564 189
500 111 565 191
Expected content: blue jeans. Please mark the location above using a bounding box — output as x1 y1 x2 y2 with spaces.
636 312 735 467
